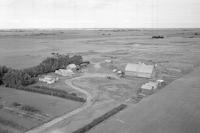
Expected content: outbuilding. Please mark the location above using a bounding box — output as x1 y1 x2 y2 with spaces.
141 82 158 90
39 75 59 84
125 63 155 78
105 59 112 63
67 64 77 70
55 69 74 76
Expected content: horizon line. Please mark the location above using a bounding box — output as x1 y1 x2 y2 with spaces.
0 27 200 31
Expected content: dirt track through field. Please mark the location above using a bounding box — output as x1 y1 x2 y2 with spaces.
25 73 115 133
25 76 93 133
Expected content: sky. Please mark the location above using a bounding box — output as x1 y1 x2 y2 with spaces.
0 0 200 28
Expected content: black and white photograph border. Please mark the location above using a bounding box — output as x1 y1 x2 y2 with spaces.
0 0 200 133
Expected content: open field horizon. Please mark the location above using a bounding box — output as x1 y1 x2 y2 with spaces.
1 28 200 69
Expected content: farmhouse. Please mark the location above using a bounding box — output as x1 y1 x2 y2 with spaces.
125 63 155 78
39 75 59 84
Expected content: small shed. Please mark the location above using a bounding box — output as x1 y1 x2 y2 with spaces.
112 69 117 72
140 81 158 95
117 70 122 74
141 82 158 90
125 63 155 78
67 64 77 70
105 59 112 63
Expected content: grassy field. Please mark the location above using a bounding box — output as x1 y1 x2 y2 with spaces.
1 29 200 85
1 29 200 70
87 66 200 133
0 86 83 132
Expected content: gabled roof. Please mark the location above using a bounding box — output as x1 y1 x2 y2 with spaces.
67 64 76 69
141 82 158 90
125 63 154 74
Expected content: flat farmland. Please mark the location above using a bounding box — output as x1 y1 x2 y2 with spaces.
0 87 83 133
1 29 200 133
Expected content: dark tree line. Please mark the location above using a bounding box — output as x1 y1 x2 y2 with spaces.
73 104 127 133
3 70 35 88
0 54 83 88
0 66 10 85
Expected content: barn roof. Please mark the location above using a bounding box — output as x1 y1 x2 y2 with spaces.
125 63 154 74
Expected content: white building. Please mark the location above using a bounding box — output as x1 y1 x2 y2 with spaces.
141 82 159 91
112 69 117 72
141 79 164 92
125 63 155 78
66 64 77 70
55 69 74 76
105 59 112 63
39 75 59 84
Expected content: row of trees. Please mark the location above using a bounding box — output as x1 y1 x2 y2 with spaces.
24 54 82 77
73 104 127 133
0 54 83 88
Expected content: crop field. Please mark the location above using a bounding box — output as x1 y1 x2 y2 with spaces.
0 86 83 133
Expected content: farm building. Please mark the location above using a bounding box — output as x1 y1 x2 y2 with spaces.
67 64 77 70
55 69 74 76
39 75 59 84
105 59 112 63
141 82 159 91
125 63 155 78
139 80 165 95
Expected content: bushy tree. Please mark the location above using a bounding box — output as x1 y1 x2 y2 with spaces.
69 55 83 65
23 54 75 77
3 70 35 88
57 55 70 68
0 66 10 84
23 67 38 77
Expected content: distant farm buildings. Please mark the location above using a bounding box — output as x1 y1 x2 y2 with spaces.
139 80 165 95
39 75 59 84
152 35 164 39
125 63 155 78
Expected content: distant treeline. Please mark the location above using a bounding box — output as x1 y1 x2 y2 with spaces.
0 54 83 88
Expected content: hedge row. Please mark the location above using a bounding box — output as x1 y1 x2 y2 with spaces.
0 117 26 131
72 104 127 133
16 86 86 103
